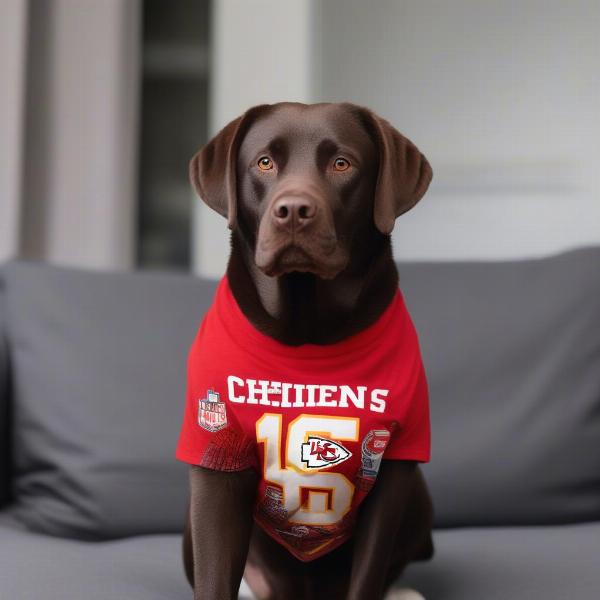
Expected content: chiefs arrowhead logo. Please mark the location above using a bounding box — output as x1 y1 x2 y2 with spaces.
300 436 352 469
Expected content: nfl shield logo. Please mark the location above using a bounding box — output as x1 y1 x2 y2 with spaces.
198 389 227 432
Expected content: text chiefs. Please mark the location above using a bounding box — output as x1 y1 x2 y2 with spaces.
226 375 389 413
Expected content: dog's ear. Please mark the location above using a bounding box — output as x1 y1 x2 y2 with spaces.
189 104 271 229
346 104 433 235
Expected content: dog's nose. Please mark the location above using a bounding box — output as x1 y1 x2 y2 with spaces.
272 196 317 229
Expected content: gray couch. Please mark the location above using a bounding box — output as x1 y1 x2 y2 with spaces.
1 247 599 599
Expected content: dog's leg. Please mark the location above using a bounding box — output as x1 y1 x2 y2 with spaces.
346 461 433 600
392 467 435 563
243 524 307 600
186 465 258 600
382 468 435 599
182 498 194 587
242 561 273 600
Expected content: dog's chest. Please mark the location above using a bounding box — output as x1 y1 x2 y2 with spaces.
176 276 430 561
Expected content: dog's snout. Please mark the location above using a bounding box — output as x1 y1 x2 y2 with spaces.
272 196 317 229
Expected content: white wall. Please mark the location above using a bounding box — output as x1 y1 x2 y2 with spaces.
197 0 599 275
0 0 27 261
319 0 600 260
194 0 320 277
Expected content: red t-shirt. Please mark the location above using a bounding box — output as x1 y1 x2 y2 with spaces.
176 275 430 561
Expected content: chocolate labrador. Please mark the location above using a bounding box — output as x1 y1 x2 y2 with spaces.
181 101 434 600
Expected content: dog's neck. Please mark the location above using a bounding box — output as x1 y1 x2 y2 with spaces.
226 231 399 346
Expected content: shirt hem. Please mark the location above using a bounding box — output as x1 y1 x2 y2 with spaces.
176 445 259 472
253 514 351 562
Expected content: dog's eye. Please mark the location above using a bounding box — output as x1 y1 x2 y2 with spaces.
257 156 274 171
333 157 350 172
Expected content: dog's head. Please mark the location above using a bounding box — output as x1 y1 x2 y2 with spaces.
190 102 432 279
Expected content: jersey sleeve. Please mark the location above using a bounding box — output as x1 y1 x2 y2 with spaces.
383 311 431 463
175 330 257 472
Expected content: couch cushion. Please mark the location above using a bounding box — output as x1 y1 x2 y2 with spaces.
402 521 600 600
0 513 254 599
1 513 597 600
399 246 600 528
0 267 11 507
3 260 217 539
4 246 600 540
0 515 188 600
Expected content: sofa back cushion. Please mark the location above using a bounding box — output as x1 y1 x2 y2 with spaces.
4 260 217 539
399 246 600 528
4 247 599 537
0 268 11 508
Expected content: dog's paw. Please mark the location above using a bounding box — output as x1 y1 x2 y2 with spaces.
385 587 426 600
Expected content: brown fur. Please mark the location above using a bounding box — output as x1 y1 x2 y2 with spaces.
183 102 434 599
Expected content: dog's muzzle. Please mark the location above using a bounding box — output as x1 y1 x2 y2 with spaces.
254 182 346 278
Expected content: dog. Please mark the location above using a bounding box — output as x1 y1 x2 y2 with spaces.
177 101 435 600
